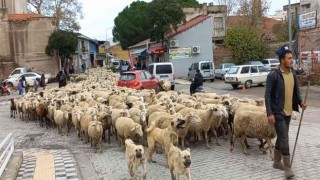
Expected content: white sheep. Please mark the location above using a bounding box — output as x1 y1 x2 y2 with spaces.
115 117 143 148
88 120 104 153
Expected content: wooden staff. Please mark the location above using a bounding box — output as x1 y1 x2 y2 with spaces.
291 80 310 166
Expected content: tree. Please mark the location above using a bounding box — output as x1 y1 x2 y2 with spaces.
177 0 199 8
148 0 186 44
28 0 83 31
236 0 270 28
112 1 153 50
225 27 270 65
272 19 298 42
45 30 78 70
213 0 239 16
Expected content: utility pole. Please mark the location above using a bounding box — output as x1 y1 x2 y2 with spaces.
288 0 292 50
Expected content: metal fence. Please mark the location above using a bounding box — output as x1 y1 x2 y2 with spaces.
0 133 14 177
298 28 320 83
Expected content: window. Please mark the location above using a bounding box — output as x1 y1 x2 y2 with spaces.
214 17 224 30
140 72 146 80
250 66 258 73
241 66 250 74
192 63 199 70
227 67 239 74
156 65 172 74
120 73 135 81
148 65 154 74
201 63 211 70
219 65 222 69
11 69 21 75
224 64 235 68
23 73 36 77
144 72 152 79
258 66 268 72
261 60 269 64
270 59 279 64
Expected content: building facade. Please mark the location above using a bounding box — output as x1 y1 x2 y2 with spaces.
165 15 213 78
0 0 57 80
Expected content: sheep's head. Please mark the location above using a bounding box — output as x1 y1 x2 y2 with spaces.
131 124 143 139
140 111 147 127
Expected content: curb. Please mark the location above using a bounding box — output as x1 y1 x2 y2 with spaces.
0 151 23 180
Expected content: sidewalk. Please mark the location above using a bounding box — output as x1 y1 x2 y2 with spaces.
16 149 79 180
175 78 191 85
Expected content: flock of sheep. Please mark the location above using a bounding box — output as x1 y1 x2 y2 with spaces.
9 67 276 180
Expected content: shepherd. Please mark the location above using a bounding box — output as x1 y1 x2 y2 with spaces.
264 45 307 179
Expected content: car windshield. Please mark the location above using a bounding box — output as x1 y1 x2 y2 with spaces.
113 62 119 65
250 61 262 65
270 60 279 64
156 65 172 74
201 62 212 70
227 67 239 74
224 64 235 68
120 73 135 81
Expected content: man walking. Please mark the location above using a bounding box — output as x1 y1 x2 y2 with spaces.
265 45 307 179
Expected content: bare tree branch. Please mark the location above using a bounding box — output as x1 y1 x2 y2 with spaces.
213 0 239 16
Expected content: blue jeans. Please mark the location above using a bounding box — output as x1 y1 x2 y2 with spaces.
274 113 291 156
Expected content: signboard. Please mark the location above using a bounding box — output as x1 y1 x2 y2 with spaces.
298 10 317 31
169 48 192 60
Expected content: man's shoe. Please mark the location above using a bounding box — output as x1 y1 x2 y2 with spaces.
273 149 284 170
283 155 295 179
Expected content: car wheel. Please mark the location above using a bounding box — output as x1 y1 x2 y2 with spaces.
171 85 175 90
221 75 224 80
245 80 252 89
210 79 214 82
232 84 238 89
258 83 264 87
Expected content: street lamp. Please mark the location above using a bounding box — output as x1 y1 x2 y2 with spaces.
288 0 292 50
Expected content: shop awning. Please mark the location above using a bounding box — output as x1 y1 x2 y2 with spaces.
147 45 164 54
131 48 147 56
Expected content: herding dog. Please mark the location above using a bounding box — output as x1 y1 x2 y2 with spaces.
168 145 192 180
146 117 186 163
125 139 147 180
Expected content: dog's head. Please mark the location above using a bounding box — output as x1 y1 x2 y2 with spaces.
134 145 145 159
171 117 186 130
179 148 191 168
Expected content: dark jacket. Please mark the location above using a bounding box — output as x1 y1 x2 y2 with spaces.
264 67 303 116
193 73 203 89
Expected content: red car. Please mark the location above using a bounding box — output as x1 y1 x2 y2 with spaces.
116 70 161 91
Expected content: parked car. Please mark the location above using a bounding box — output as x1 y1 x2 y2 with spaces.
8 67 28 79
224 65 269 89
215 63 235 80
116 70 161 91
4 72 49 87
188 61 215 82
261 59 280 71
243 60 264 66
148 62 175 90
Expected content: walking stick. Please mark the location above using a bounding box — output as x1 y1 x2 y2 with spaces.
291 80 310 166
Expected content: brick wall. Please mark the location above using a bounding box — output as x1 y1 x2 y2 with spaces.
0 62 18 81
213 45 233 66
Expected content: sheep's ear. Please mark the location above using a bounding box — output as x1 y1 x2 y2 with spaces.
186 148 190 152
130 127 136 131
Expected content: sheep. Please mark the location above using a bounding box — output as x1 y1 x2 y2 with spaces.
35 102 47 128
230 110 276 159
10 98 17 119
80 113 98 143
129 108 147 127
184 112 202 143
72 109 84 138
88 120 104 153
159 80 172 91
115 117 143 148
54 109 70 136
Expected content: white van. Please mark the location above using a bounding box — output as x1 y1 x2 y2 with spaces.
224 65 269 89
148 62 175 90
188 61 215 82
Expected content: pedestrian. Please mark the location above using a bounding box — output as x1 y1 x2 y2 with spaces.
20 75 27 96
265 45 307 179
17 79 22 95
56 71 66 88
81 62 86 73
142 61 146 70
190 69 203 95
40 74 46 90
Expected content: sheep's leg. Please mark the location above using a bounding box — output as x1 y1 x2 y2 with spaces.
244 138 251 149
108 128 111 144
212 129 220 146
230 131 236 152
240 135 248 155
147 139 156 163
266 138 273 160
258 139 266 154
99 137 102 153
181 137 185 149
10 110 13 118
102 130 106 143
197 131 202 142
222 126 227 140
204 131 211 149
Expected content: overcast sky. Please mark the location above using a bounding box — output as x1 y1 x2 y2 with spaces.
79 0 300 40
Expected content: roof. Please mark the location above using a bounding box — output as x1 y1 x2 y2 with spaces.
227 16 283 36
8 13 47 21
166 15 211 38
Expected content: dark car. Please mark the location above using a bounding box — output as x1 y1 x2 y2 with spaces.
116 70 161 91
